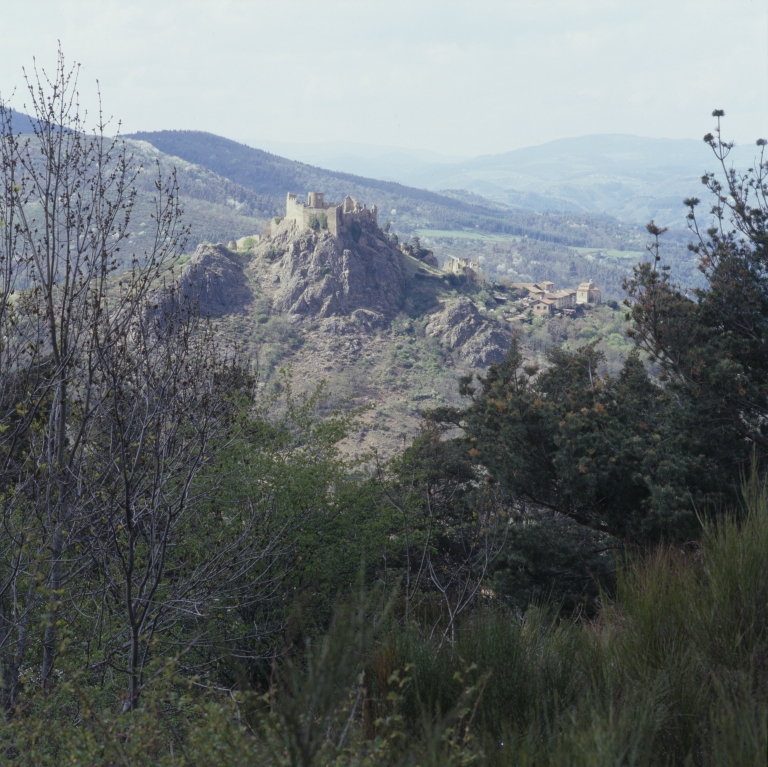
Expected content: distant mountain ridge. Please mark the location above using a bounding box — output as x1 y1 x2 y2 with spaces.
250 138 470 183
127 130 520 226
242 133 758 229
410 133 752 227
5 109 38 133
127 130 635 249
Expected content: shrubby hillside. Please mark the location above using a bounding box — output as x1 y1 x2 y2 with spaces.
2 62 766 766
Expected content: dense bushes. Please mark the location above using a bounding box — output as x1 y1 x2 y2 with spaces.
4 480 766 765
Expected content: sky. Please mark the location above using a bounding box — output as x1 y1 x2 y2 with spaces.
1 0 766 157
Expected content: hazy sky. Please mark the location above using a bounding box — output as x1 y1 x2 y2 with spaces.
1 0 766 157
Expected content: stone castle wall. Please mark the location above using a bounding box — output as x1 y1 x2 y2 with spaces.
279 192 377 238
444 255 480 278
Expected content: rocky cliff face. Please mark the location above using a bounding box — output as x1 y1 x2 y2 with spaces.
426 298 511 367
255 217 404 326
178 243 253 316
175 225 511 371
167 218 515 458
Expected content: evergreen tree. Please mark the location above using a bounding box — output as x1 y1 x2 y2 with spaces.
626 112 768 454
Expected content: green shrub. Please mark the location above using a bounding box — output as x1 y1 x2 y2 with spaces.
318 212 328 230
4 492 768 765
308 214 320 231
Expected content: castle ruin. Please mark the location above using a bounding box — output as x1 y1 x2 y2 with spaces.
444 255 480 279
263 192 378 238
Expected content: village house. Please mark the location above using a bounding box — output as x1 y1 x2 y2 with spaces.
577 279 601 305
513 281 554 300
546 288 577 309
531 297 558 316
522 280 599 318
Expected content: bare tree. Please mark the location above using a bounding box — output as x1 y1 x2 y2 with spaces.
0 49 186 702
80 287 300 711
0 52 306 713
426 482 508 646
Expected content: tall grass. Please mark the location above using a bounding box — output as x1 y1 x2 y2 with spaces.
368 478 768 765
2 482 767 765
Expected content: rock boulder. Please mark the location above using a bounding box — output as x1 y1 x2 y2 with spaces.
177 243 253 317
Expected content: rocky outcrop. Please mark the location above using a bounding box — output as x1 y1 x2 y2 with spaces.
255 218 404 325
426 298 511 367
458 326 512 367
178 243 253 316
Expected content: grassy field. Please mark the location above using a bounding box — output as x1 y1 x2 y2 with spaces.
415 228 525 243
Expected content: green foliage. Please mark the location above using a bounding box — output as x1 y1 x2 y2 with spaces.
5 69 766 764
3 483 766 764
512 305 634 373
428 336 737 543
474 288 495 308
626 121 768 461
400 235 436 264
308 214 320 231
489 511 615 613
251 315 304 374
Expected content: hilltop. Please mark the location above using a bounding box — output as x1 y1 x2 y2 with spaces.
7 112 711 288
172 191 628 456
4 118 665 452
171 189 520 454
126 129 703 294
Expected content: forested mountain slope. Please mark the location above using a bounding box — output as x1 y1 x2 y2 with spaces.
128 129 638 248
124 137 278 250
262 133 757 229
15 134 278 257
5 110 275 253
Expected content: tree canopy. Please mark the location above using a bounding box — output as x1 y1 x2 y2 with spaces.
427 113 768 549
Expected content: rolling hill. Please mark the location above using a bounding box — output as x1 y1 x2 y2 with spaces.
126 130 638 249
244 133 758 229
